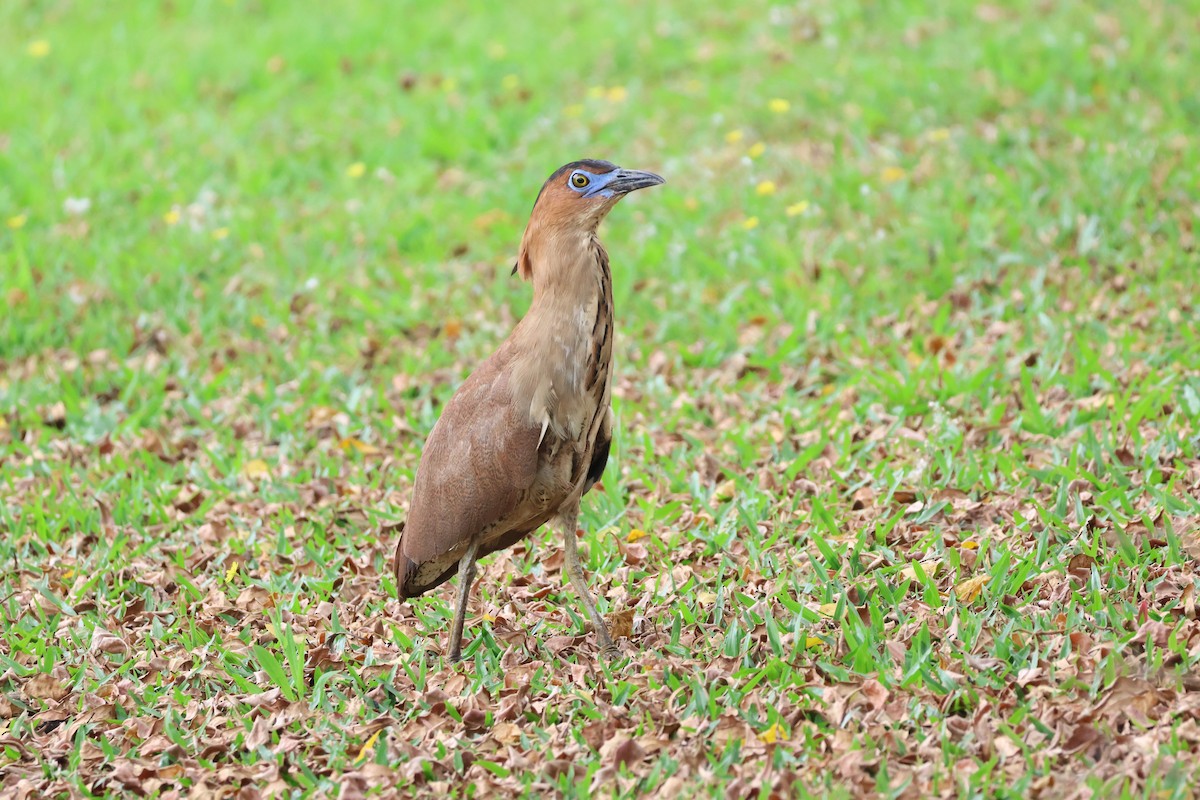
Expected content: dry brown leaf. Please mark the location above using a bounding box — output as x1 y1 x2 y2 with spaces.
41 402 66 429
614 737 645 768
307 405 340 427
492 721 522 745
91 627 131 656
953 575 991 603
1068 553 1096 577
817 602 840 618
862 679 890 710
899 558 942 582
606 608 635 640
24 671 69 702
339 437 381 455
173 488 205 513
617 539 648 565
713 480 737 502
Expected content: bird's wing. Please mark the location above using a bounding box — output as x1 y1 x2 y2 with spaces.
396 358 541 596
583 406 612 494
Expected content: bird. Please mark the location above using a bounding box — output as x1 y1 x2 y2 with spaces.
393 159 664 662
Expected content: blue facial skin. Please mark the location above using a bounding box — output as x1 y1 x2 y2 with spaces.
571 169 619 199
567 167 665 199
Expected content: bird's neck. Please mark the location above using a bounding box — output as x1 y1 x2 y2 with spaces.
523 230 612 326
510 231 614 438
519 228 597 297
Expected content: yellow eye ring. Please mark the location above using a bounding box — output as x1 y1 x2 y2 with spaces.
571 172 589 188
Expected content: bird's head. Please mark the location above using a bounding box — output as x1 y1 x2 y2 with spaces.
534 159 665 224
516 159 664 281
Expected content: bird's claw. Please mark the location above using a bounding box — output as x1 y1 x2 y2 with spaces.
596 631 621 661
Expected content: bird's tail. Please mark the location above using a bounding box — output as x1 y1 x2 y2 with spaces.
392 521 417 599
393 521 459 600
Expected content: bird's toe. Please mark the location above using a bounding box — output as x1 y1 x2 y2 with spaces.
598 642 623 662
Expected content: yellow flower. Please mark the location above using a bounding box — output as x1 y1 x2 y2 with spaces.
881 166 907 183
213 227 230 240
742 216 760 230
243 459 270 479
747 142 765 159
606 86 628 103
587 86 605 99
927 127 951 142
443 77 458 93
163 209 181 226
786 201 810 217
6 214 27 230
725 129 744 144
501 74 519 91
768 98 790 114
27 40 50 58
755 180 776 196
346 162 366 178
486 42 507 60
564 104 584 118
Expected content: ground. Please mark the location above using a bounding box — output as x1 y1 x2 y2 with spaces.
2 0 1199 797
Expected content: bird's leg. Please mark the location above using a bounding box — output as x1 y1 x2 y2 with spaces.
447 538 480 663
560 509 617 656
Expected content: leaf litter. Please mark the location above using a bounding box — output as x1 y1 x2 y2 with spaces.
4 265 1198 797
2 4 1200 798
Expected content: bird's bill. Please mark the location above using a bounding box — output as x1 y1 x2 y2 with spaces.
601 168 665 195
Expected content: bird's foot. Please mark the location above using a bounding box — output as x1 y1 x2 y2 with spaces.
599 642 622 661
595 626 621 661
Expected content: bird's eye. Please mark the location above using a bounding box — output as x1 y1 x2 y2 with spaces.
570 172 590 189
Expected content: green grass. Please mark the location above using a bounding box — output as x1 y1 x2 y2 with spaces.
2 0 1199 797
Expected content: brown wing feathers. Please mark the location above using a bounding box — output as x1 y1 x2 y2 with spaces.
395 360 541 598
